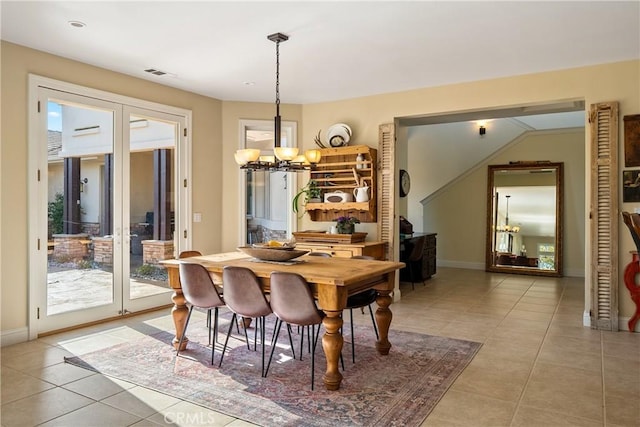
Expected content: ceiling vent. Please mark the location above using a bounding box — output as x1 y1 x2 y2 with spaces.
144 68 168 76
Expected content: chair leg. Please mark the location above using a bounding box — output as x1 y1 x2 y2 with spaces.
339 314 345 371
240 317 250 351
299 325 305 361
310 324 317 390
219 313 237 368
253 318 258 351
176 306 194 360
206 309 212 346
368 304 379 339
350 309 356 364
260 316 266 377
409 263 416 290
211 307 219 365
265 319 283 377
285 323 296 360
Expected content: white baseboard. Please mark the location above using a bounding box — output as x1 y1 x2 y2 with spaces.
563 267 585 278
1 327 29 347
583 310 591 327
619 316 640 332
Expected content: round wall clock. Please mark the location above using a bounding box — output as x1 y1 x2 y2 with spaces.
400 169 410 197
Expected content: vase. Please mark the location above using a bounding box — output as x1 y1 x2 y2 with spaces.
336 223 354 234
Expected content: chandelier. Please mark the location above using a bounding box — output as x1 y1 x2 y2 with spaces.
496 195 520 233
234 32 321 171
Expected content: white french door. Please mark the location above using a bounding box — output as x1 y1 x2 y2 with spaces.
30 79 189 335
123 106 185 313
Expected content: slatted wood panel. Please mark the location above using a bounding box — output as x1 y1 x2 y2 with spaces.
590 102 619 331
378 123 395 261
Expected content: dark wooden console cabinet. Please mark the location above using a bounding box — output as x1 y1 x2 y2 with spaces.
400 232 437 282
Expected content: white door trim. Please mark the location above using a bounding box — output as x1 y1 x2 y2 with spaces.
237 119 297 246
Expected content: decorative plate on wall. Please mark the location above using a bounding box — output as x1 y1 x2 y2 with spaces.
326 123 352 147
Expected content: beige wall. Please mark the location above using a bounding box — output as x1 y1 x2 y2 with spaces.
2 38 639 337
422 129 585 276
1 41 222 332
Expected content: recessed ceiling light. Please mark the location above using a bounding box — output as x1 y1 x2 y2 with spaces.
243 81 256 86
68 21 86 28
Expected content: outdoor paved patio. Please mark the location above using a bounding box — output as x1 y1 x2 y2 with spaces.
47 255 171 315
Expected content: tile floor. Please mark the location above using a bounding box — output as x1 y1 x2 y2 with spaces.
1 267 639 426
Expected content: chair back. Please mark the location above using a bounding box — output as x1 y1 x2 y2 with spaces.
622 212 640 252
408 235 427 262
179 262 224 309
178 250 202 259
308 252 332 257
269 272 324 326
222 266 272 318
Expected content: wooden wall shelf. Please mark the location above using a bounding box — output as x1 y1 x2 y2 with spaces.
306 145 377 222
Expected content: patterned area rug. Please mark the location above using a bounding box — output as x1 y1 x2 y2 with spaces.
65 314 481 426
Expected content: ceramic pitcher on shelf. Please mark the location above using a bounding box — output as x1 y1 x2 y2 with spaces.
353 186 370 202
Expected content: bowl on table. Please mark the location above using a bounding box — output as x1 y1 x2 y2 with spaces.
251 242 296 250
237 246 308 262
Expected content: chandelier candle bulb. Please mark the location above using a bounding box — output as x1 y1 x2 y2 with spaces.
274 147 298 161
234 152 247 165
259 155 275 163
305 149 322 164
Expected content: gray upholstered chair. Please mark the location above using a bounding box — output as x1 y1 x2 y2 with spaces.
220 266 273 377
307 251 332 257
178 250 222 344
176 262 226 365
178 250 202 259
265 271 325 389
404 235 427 290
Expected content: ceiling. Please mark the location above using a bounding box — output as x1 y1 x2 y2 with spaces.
1 1 638 104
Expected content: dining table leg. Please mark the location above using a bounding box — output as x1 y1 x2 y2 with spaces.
167 267 189 350
321 311 344 390
374 289 393 355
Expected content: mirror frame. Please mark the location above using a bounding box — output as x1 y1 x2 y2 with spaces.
485 162 563 277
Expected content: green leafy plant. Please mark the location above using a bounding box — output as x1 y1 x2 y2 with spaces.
48 192 64 235
292 180 321 215
76 259 93 269
335 215 360 234
335 216 360 226
137 264 158 276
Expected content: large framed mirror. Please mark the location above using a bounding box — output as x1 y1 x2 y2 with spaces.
486 162 563 277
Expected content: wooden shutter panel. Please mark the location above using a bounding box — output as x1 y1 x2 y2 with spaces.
378 123 395 261
590 101 619 331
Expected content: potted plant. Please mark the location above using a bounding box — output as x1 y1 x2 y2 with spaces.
335 216 360 234
292 180 321 215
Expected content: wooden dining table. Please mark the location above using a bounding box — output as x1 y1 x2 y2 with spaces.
161 251 404 390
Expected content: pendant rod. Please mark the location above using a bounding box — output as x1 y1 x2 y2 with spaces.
268 32 288 149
